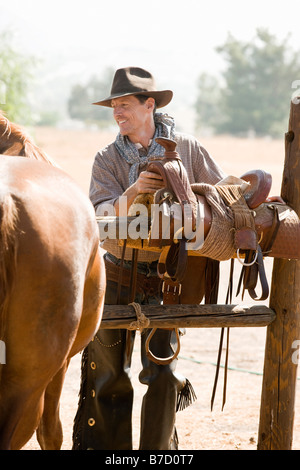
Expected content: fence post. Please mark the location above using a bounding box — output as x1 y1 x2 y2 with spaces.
257 100 300 449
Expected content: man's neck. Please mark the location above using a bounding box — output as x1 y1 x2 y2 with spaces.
128 123 155 149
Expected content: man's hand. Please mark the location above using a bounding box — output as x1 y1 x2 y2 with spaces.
134 171 165 194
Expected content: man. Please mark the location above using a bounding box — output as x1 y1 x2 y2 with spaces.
72 67 226 450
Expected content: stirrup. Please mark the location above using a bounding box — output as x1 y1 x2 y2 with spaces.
145 328 181 365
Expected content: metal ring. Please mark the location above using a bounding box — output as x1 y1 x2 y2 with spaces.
236 249 258 266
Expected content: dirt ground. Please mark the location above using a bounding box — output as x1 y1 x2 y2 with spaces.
22 126 300 450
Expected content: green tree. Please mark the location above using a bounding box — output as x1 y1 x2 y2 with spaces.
195 29 300 137
68 67 115 127
0 31 36 123
194 72 223 133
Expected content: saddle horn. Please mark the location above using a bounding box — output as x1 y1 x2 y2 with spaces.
155 137 178 154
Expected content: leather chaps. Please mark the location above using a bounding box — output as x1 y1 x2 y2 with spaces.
72 260 195 450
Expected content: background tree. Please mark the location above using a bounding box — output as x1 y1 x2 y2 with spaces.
195 29 300 137
194 72 222 133
0 31 36 123
68 67 115 127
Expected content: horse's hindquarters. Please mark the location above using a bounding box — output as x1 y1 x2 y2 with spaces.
0 158 105 449
69 247 105 357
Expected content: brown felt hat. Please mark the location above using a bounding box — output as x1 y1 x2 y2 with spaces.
93 67 173 108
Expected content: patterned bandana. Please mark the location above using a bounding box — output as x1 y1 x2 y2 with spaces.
114 113 176 185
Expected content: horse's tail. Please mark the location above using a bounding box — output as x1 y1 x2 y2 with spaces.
0 193 18 370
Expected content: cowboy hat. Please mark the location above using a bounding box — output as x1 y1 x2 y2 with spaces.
93 67 173 108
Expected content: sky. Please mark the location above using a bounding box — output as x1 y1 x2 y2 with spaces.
1 0 300 129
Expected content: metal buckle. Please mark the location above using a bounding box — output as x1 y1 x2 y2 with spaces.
162 281 182 296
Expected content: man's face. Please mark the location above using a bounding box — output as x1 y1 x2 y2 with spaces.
111 95 154 142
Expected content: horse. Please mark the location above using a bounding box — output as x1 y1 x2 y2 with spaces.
0 112 105 450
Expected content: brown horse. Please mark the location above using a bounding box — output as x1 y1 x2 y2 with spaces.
0 112 105 449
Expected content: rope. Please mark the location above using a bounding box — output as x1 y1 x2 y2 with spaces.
191 183 236 260
128 302 150 331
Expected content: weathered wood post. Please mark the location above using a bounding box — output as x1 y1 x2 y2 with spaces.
258 100 300 449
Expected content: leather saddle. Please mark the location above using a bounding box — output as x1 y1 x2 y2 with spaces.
139 137 300 301
127 136 300 398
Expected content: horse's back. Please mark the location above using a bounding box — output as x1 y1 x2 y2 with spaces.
0 156 96 231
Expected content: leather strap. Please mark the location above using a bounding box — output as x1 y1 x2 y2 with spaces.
245 246 269 301
166 239 188 282
162 278 182 304
129 248 139 303
116 241 127 304
157 238 188 283
259 204 281 254
236 244 272 302
211 259 233 411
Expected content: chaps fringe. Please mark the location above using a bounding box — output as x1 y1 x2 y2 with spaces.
72 346 89 450
176 378 197 412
